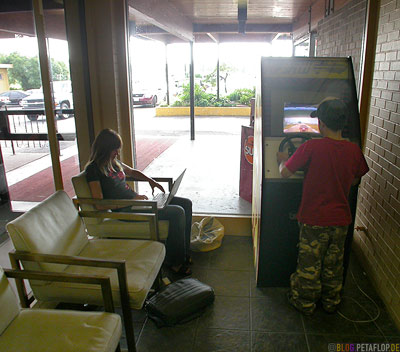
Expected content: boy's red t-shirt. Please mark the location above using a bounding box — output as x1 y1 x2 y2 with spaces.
285 138 369 226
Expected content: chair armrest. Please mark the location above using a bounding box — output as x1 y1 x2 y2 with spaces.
151 177 173 191
4 268 115 313
9 250 136 352
73 197 158 210
126 176 173 191
9 250 127 308
72 197 160 241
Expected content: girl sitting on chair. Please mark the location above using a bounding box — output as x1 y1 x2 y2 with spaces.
85 128 192 276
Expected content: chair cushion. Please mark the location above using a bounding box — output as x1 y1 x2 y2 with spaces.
0 309 122 352
6 191 88 273
0 269 19 335
31 239 166 310
86 218 169 240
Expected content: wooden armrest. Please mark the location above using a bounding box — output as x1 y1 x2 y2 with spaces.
9 250 127 307
151 177 173 191
126 176 173 191
4 268 115 313
9 250 125 268
72 197 160 241
73 197 158 210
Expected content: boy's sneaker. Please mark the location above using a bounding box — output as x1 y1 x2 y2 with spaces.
287 292 314 316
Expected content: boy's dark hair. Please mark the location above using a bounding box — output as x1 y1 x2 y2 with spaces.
310 99 348 131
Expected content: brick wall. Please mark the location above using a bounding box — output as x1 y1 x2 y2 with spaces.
354 0 400 328
316 0 367 93
316 0 400 329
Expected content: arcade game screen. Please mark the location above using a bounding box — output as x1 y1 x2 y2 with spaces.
283 103 320 134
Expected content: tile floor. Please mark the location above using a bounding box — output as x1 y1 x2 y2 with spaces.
118 236 399 352
1 221 399 351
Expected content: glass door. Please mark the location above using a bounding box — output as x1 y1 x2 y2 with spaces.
0 0 76 212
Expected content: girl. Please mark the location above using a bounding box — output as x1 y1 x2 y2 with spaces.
85 128 192 276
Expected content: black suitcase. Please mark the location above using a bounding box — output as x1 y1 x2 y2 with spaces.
145 277 215 327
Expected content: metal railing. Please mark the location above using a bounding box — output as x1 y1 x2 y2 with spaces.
0 109 75 154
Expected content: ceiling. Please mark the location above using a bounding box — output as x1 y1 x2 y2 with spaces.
0 0 344 44
128 0 316 44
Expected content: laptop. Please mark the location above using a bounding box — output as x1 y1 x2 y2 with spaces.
153 169 186 209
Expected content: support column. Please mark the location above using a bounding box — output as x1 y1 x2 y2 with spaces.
358 0 380 149
33 0 63 190
309 32 316 57
86 0 133 165
66 0 134 167
165 44 170 106
217 43 220 100
190 41 195 140
64 0 95 168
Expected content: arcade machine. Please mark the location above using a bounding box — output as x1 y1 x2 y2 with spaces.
252 57 362 287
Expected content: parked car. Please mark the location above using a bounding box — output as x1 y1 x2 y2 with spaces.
0 90 29 107
132 87 166 107
19 81 74 121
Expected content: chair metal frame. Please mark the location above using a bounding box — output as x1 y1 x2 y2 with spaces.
72 197 162 241
3 266 121 352
72 174 173 242
9 250 132 352
7 190 168 352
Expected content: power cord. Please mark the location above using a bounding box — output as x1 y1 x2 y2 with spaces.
337 269 381 324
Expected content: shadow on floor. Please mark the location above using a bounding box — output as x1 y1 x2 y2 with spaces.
111 236 399 351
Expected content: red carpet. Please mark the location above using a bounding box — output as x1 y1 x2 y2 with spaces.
8 138 176 202
135 138 176 171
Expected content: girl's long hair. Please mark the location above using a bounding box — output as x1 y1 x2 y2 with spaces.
86 128 123 175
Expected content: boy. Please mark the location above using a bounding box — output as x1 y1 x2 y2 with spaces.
276 98 369 315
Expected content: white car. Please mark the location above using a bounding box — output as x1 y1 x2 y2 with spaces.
132 87 166 107
20 81 74 121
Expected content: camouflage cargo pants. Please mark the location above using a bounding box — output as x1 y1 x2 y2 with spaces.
289 223 348 314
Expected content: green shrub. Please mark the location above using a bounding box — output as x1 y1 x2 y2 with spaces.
172 100 183 107
212 96 234 107
170 84 254 107
228 88 255 106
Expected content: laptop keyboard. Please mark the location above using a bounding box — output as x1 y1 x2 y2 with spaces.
153 192 169 207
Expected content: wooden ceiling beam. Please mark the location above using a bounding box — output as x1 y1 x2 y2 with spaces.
193 23 292 34
194 32 277 43
132 24 168 35
127 0 193 42
217 33 276 42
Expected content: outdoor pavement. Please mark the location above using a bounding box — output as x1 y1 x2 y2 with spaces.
139 134 252 215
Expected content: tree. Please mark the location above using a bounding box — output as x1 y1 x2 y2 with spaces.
202 63 235 94
50 59 70 81
0 52 41 90
0 52 69 90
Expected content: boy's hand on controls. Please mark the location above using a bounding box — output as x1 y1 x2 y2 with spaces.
276 152 289 164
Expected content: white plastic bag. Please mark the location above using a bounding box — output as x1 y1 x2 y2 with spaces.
190 217 224 252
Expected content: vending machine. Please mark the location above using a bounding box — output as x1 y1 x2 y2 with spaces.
252 57 362 286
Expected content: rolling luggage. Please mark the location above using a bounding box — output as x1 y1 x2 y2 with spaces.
145 277 215 327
